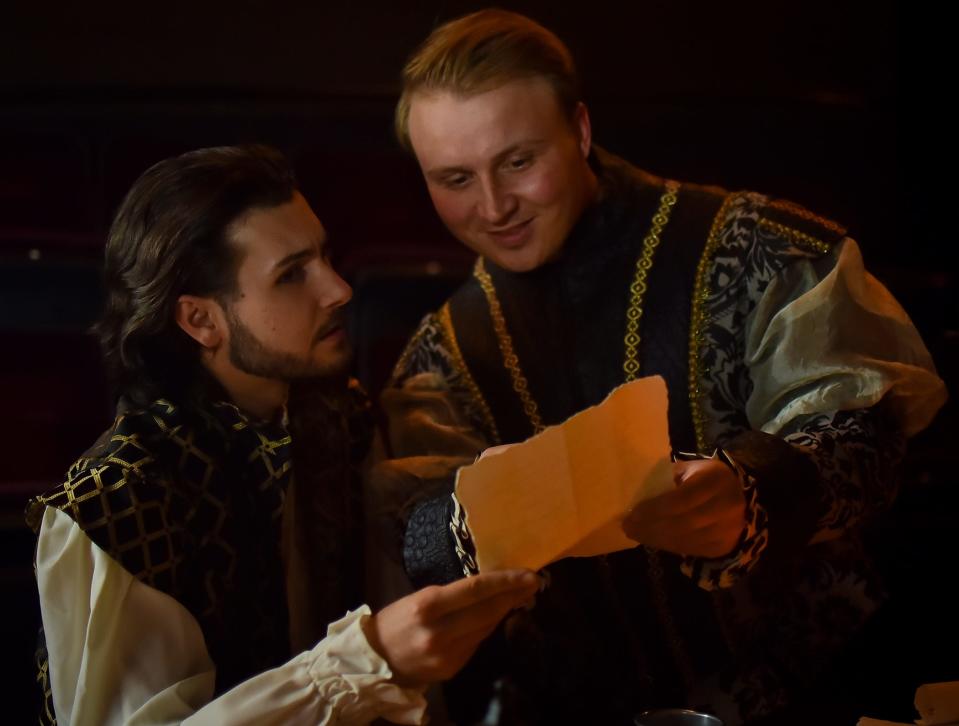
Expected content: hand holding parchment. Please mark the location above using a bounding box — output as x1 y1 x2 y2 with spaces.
622 458 746 558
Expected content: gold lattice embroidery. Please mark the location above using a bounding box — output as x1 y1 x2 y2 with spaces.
757 218 833 255
438 302 501 444
473 257 547 434
36 645 55 726
624 181 681 381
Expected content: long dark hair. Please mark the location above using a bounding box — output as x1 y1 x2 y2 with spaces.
95 145 296 406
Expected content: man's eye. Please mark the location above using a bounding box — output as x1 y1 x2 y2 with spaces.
507 156 532 171
277 266 306 285
443 174 471 189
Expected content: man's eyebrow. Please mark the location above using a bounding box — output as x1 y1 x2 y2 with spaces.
426 163 471 179
491 142 541 163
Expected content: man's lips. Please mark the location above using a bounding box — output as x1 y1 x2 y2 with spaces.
487 218 533 247
316 325 343 342
314 316 346 344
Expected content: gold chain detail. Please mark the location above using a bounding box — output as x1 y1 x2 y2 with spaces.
624 181 681 381
470 182 703 693
766 198 846 236
473 257 546 433
689 193 740 452
473 181 683 433
438 302 502 444
757 218 833 255
635 182 692 688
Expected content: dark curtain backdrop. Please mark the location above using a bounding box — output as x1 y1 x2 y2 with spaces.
1 2 953 723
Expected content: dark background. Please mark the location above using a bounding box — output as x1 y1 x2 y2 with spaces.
1 1 954 723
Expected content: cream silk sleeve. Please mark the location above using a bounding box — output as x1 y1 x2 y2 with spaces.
36 506 427 726
744 237 947 436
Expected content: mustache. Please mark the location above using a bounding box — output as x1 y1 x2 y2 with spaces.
313 310 347 343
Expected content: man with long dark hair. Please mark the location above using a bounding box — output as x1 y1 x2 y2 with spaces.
27 144 539 725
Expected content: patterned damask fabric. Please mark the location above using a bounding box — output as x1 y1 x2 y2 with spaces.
392 315 500 445
695 189 904 596
695 190 839 447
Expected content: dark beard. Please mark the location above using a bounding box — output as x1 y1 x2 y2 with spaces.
225 306 351 381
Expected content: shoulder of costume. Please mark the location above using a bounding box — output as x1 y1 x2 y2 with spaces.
734 192 848 257
25 398 225 535
597 147 847 259
594 145 737 225
591 145 678 201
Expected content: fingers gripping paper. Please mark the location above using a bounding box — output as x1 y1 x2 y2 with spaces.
454 376 674 572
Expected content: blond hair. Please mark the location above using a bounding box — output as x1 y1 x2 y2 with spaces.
395 9 580 150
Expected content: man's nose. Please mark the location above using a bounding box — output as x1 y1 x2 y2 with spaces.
314 263 353 308
476 177 518 225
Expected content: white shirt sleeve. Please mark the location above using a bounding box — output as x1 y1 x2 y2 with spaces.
36 506 427 726
744 237 947 436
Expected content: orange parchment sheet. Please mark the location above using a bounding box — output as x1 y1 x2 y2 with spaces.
454 375 675 572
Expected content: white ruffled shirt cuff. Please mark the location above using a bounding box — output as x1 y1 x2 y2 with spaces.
310 606 427 724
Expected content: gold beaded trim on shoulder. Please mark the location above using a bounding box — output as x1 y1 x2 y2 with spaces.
766 198 847 236
437 302 501 444
688 192 740 453
473 258 546 434
623 180 681 381
757 217 833 255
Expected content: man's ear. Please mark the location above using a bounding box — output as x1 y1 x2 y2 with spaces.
175 295 224 350
573 102 592 159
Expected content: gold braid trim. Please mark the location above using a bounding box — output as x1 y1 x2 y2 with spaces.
625 181 697 690
757 217 833 255
472 182 683 432
624 181 681 381
438 302 501 444
469 183 703 693
689 193 740 453
766 198 847 236
473 257 546 434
